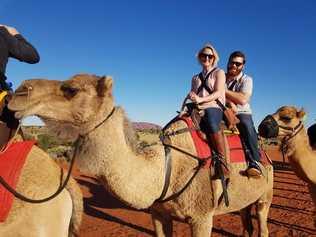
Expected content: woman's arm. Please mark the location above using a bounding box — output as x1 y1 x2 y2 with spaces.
196 69 225 104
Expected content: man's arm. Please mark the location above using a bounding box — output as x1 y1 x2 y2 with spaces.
0 25 40 64
225 77 252 105
225 90 250 105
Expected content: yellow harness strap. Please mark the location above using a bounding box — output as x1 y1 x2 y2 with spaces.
0 91 7 103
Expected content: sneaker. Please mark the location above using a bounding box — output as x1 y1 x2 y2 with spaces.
246 162 262 178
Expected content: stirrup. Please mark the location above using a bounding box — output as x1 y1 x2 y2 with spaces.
246 161 262 178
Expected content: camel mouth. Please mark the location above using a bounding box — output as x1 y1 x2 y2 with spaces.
8 100 42 120
258 115 279 139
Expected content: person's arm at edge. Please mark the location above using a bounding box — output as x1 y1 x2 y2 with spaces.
0 26 40 64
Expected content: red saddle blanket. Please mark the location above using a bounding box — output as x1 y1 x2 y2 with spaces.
179 116 270 168
0 141 35 222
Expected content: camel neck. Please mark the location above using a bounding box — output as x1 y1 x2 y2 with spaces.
287 131 316 183
76 107 165 209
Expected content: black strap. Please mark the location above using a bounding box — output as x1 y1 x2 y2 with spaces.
196 67 218 95
227 73 244 91
228 79 238 90
196 68 227 110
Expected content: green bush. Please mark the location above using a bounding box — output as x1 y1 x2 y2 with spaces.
37 134 60 151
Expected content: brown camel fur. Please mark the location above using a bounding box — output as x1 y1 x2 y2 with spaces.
8 74 274 237
259 106 316 225
0 113 83 235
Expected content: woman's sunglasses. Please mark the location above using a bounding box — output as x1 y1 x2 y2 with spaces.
199 53 214 60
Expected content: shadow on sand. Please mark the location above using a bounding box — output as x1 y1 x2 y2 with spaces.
76 175 155 236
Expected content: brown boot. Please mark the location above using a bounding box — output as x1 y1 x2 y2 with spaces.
210 131 229 177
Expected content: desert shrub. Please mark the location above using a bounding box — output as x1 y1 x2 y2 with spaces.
37 134 60 151
141 128 161 134
23 133 35 141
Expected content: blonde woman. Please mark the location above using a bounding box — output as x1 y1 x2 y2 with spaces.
184 43 228 175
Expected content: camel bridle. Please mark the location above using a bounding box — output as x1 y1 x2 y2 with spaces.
0 83 116 203
275 118 304 144
268 115 304 160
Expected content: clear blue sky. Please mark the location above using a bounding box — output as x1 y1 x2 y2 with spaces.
2 0 316 127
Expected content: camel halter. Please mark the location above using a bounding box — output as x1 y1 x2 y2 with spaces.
79 107 116 136
278 119 304 161
0 87 117 203
0 86 78 203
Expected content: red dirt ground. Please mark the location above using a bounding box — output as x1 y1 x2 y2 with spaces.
74 147 316 237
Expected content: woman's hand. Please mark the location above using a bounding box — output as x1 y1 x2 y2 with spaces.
189 92 203 104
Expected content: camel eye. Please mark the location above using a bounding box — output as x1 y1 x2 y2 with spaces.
61 84 79 99
280 116 292 123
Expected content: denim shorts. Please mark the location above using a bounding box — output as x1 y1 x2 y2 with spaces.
202 107 223 133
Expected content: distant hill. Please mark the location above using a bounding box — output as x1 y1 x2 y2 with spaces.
132 122 161 131
22 122 162 133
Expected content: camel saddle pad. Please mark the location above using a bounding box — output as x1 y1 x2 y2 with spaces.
0 140 35 222
179 116 270 168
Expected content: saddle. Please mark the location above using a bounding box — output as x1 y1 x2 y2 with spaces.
183 102 237 140
0 141 35 222
178 106 271 168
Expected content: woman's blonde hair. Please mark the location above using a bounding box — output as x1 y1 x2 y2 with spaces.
197 43 219 66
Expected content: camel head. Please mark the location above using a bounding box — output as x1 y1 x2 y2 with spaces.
258 106 305 140
8 74 114 140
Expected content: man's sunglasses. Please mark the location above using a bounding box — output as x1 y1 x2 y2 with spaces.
230 61 243 67
199 53 214 59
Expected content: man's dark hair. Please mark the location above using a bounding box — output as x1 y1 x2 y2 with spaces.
229 51 246 64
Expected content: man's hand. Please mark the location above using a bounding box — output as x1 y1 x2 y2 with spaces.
227 101 238 112
0 24 19 36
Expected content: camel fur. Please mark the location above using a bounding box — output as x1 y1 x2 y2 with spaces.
8 74 274 237
259 106 316 225
0 128 83 235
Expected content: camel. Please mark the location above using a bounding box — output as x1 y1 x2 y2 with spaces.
8 74 274 237
0 95 83 236
258 106 316 221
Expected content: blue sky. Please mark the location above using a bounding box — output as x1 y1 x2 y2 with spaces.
2 0 316 127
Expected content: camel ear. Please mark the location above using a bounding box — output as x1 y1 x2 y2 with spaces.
97 76 113 97
297 108 305 119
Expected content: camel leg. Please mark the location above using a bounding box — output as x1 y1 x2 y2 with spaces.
151 210 173 237
190 215 213 237
240 204 254 237
256 194 272 237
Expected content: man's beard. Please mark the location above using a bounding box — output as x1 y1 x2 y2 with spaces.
227 67 242 77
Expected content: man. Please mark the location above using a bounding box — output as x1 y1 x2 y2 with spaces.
0 24 40 130
225 51 261 177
